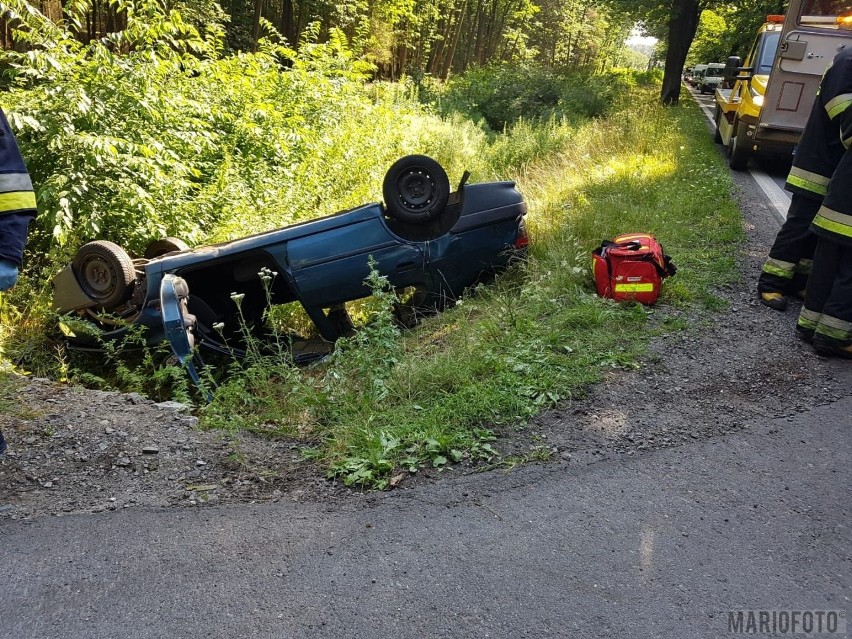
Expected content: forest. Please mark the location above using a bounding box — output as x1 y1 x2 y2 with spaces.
0 0 789 80
0 0 793 485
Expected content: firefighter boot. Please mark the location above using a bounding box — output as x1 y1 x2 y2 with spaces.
759 291 788 311
813 335 852 359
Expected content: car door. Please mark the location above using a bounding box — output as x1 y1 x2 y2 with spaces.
287 203 428 310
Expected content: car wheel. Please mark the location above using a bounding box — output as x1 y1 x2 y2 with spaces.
713 106 723 144
728 120 750 171
383 155 450 225
144 237 189 259
71 240 136 309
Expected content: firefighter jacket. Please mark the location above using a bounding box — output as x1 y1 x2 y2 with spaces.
785 46 852 202
0 107 37 266
811 47 852 246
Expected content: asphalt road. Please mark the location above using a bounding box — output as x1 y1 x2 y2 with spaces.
2 400 850 638
2 88 850 639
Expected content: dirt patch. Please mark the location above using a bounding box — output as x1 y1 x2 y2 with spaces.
0 382 342 518
2 173 850 519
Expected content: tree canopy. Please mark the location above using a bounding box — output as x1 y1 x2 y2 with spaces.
2 0 645 78
604 0 789 104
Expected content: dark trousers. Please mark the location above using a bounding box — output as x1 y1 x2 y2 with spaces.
802 237 852 346
758 193 820 293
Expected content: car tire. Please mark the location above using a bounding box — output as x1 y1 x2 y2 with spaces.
71 240 136 309
713 106 723 144
383 155 450 225
144 237 189 259
728 120 750 171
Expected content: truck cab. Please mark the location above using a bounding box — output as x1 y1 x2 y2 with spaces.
714 2 852 170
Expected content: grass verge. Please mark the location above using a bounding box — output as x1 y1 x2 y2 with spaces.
199 85 744 488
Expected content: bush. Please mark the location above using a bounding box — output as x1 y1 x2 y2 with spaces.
433 63 638 131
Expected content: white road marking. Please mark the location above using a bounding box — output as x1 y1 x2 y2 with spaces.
698 100 715 122
749 170 790 223
688 86 789 225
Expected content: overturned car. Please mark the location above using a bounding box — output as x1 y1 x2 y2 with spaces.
53 155 528 371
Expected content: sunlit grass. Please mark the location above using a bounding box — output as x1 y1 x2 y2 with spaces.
2 69 744 489
200 84 744 488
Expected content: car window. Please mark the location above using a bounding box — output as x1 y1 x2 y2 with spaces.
757 31 781 74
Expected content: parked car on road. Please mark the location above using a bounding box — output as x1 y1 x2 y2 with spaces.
689 64 708 86
699 63 726 94
53 155 529 372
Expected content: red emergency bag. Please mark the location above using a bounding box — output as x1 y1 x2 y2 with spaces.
592 233 676 305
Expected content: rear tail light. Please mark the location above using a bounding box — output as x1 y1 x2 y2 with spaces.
514 218 529 249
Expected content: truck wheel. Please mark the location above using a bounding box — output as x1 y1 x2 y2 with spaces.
728 121 750 171
71 240 136 309
383 155 450 225
713 106 723 144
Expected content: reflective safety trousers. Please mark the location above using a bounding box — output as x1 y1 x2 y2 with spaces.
797 238 852 348
812 48 852 246
0 107 36 266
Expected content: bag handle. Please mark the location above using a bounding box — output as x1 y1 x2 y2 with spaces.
601 239 642 252
599 239 677 278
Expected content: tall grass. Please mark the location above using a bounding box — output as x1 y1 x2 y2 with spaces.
200 83 743 488
0 9 739 486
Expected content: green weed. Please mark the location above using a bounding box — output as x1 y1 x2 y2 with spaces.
3 54 743 489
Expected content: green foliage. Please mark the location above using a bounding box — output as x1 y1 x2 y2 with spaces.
0 0 742 492
688 2 788 65
0 0 393 269
435 63 639 131
62 323 193 402
198 80 742 490
687 8 730 65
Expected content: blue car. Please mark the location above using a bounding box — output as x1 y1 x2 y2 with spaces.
53 155 528 369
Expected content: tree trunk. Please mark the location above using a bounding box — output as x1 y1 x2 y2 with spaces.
279 0 294 43
474 1 486 65
441 0 467 78
660 0 701 105
251 0 264 52
427 17 446 75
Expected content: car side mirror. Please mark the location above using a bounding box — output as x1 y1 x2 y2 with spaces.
724 56 743 85
160 274 211 399
446 170 470 210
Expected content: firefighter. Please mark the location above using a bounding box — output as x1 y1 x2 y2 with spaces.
795 46 852 358
756 47 851 311
0 106 37 292
0 106 37 455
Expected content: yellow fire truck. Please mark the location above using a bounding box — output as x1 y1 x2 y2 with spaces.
714 1 852 170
